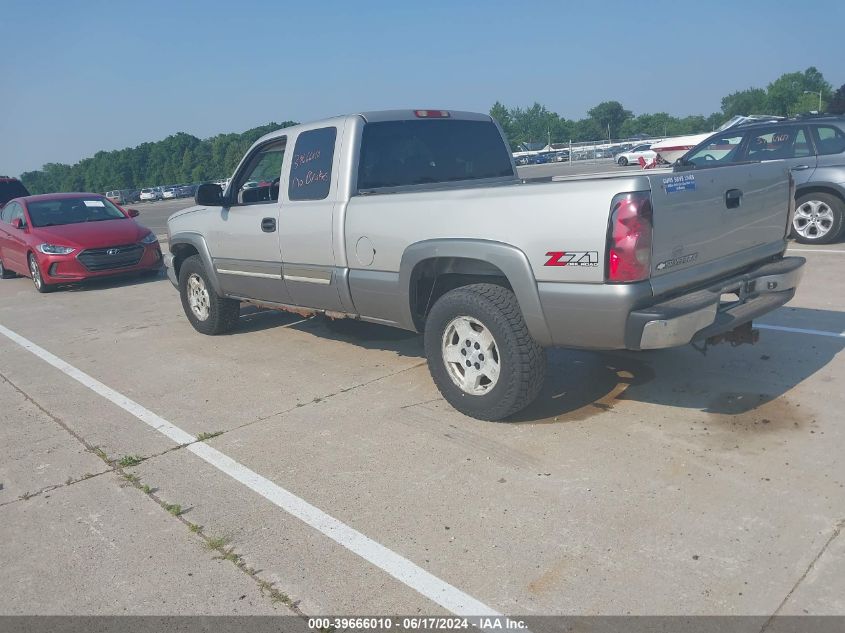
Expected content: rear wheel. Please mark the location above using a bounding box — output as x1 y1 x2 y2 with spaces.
792 192 845 244
178 255 240 335
28 254 54 293
424 283 546 421
617 156 628 166
0 258 15 279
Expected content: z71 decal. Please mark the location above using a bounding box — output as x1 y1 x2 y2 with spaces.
544 251 599 267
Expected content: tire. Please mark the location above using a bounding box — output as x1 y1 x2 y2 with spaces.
792 192 845 244
178 255 240 335
617 156 628 166
28 253 54 293
424 283 546 421
0 257 15 279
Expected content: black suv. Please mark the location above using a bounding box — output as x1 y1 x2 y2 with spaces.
0 177 30 209
679 116 845 244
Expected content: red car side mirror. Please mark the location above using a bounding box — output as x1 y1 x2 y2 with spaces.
126 209 140 218
11 218 25 230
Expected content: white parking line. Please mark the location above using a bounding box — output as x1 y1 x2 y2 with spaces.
757 323 845 338
0 322 503 622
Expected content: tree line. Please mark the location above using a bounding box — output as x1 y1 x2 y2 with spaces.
20 122 297 195
19 67 844 194
493 67 843 150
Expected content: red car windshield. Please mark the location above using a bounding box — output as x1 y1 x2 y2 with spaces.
27 197 127 227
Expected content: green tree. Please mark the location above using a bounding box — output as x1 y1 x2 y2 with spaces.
19 121 298 194
721 88 768 117
766 67 831 116
829 84 845 115
587 101 632 138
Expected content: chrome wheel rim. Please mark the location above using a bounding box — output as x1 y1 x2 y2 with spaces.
187 273 210 320
794 199 835 239
29 257 42 289
441 316 500 396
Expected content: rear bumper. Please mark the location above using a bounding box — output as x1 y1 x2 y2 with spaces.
536 256 805 350
625 256 805 350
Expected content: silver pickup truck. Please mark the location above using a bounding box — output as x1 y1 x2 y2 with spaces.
166 109 805 420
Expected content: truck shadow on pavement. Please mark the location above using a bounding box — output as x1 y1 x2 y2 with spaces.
234 304 843 426
511 306 845 425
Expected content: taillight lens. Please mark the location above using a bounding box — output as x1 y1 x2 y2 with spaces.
606 191 653 282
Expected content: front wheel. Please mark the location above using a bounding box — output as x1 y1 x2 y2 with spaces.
178 255 240 335
617 156 628 166
28 254 54 293
424 283 546 421
792 193 845 244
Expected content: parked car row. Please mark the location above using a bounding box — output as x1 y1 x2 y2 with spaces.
514 141 660 166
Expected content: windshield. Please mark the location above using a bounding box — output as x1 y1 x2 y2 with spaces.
27 197 127 227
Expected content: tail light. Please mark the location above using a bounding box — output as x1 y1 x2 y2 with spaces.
606 191 653 282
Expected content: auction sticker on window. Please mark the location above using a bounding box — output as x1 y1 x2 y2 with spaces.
84 200 106 207
663 174 696 193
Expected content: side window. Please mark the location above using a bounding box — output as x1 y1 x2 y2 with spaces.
794 129 811 158
288 127 337 201
744 127 805 161
685 133 744 166
232 139 286 205
812 125 845 156
4 203 23 225
0 203 11 223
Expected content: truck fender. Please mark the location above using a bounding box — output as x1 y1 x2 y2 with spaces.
168 232 223 297
398 238 553 346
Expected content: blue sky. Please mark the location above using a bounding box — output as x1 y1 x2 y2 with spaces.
2 0 843 176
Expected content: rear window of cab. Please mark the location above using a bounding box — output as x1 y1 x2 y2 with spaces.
357 119 514 192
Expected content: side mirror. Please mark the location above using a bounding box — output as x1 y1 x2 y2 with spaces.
195 183 224 206
126 208 140 218
11 218 24 230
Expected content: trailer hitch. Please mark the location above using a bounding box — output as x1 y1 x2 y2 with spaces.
691 322 760 355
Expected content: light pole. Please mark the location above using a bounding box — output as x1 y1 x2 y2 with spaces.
804 90 823 113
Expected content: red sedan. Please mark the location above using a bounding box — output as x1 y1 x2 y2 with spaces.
0 193 162 293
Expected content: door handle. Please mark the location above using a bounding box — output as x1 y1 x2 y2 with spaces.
790 164 810 171
725 189 742 209
261 217 277 233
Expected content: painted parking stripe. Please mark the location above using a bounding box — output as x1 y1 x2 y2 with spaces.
0 322 505 623
757 323 845 338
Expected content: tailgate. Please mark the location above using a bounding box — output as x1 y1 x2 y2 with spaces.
646 162 791 295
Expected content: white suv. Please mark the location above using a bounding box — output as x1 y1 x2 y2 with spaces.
139 188 160 201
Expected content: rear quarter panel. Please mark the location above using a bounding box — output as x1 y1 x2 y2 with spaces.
344 174 652 283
